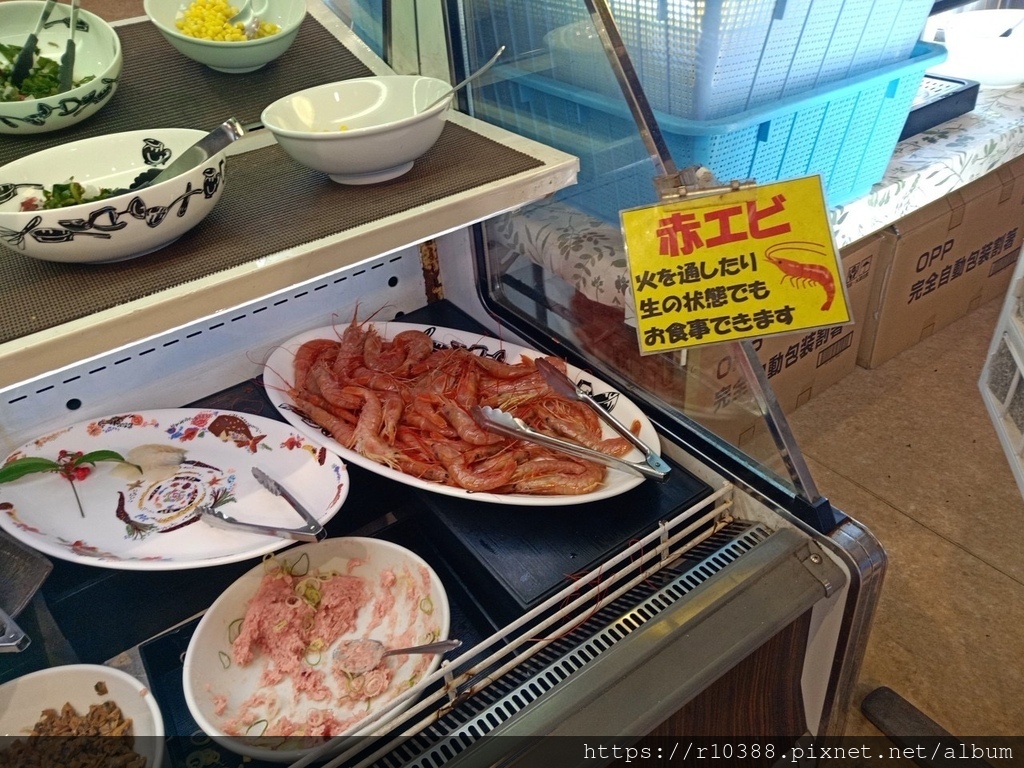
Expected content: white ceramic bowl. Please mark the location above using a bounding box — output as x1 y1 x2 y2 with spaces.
183 537 451 763
261 75 452 185
0 127 226 263
926 9 1024 88
0 1 122 134
144 0 305 74
0 664 164 768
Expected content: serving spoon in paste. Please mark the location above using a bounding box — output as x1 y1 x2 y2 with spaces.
333 638 462 676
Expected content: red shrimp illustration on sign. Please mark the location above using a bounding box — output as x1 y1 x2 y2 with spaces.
763 241 837 311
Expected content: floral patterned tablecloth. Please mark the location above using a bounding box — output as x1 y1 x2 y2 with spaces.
490 83 1024 318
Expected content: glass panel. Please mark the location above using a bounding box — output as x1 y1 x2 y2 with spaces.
334 0 387 58
354 0 831 514
456 1 822 501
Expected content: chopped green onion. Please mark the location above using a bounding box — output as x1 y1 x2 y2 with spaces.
228 617 243 644
218 651 231 669
245 719 268 737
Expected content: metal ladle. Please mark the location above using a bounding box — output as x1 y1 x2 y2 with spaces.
333 638 462 676
421 45 505 112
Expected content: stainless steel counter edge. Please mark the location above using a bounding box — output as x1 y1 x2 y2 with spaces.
441 528 845 767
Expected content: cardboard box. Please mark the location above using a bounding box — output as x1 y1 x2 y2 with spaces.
857 158 1024 369
682 233 884 446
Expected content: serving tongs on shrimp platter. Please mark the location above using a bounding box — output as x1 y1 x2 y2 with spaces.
198 466 327 542
534 357 672 478
471 384 670 483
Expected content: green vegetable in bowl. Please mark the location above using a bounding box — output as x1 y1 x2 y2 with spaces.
19 181 115 211
42 181 116 209
0 42 94 101
19 169 166 211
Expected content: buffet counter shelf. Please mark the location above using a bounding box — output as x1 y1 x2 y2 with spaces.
0 1 579 389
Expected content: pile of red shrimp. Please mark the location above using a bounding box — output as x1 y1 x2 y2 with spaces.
282 318 639 495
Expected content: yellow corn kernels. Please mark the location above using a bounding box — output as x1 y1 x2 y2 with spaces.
175 0 281 41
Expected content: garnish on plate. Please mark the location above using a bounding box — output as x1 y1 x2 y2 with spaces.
0 449 140 517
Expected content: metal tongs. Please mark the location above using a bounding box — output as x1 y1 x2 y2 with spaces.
0 606 30 653
471 405 669 482
58 0 81 94
198 467 327 542
535 358 672 478
9 0 58 88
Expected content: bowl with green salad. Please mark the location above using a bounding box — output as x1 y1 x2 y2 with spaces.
0 127 228 263
0 0 122 134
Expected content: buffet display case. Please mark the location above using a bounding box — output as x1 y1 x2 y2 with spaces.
0 1 886 765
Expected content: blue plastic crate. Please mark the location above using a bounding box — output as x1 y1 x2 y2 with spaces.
531 0 935 120
488 42 945 223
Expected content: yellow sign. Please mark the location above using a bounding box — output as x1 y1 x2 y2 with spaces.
620 175 850 355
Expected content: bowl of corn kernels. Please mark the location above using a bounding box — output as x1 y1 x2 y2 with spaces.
144 0 305 73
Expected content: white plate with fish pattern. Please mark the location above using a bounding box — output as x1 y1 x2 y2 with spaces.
0 409 348 569
263 322 661 506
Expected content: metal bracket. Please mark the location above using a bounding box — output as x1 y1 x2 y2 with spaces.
0 606 30 653
653 166 758 202
798 543 839 598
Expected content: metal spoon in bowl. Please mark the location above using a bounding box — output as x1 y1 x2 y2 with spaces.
420 45 505 113
228 0 269 39
333 638 462 676
1000 16 1024 37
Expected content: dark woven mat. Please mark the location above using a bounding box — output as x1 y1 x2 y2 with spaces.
0 14 374 166
0 122 544 343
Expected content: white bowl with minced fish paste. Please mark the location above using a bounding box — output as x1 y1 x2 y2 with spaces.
0 1 122 134
183 537 452 763
0 127 226 263
0 663 164 768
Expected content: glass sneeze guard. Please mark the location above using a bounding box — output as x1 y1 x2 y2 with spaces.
343 0 838 530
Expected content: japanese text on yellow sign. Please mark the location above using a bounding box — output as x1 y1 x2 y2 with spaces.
620 175 850 355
